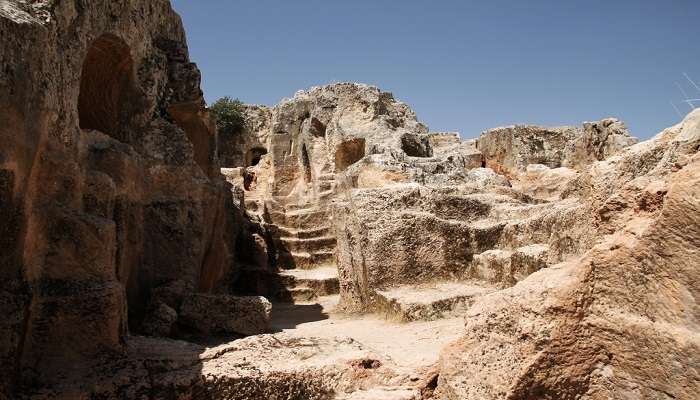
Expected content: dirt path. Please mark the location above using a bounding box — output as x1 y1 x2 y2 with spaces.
269 295 463 376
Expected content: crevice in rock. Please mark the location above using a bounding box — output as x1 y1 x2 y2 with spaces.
301 143 312 183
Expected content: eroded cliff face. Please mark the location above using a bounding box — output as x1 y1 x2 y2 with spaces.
317 91 637 314
438 111 700 400
218 104 271 168
215 83 698 399
2 1 699 397
0 0 236 394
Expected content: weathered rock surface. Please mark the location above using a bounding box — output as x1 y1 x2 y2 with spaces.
2 0 699 396
22 333 404 400
179 294 272 336
0 0 245 395
438 110 700 399
219 104 271 168
216 82 699 399
478 118 637 177
232 85 693 399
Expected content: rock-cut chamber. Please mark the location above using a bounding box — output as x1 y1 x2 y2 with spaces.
78 34 137 142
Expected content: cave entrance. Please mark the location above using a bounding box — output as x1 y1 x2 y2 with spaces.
246 147 268 167
78 34 137 143
335 138 366 172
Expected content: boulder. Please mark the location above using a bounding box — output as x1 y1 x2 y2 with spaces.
142 301 178 337
179 294 272 336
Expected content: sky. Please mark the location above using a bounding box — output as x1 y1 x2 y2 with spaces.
171 0 700 139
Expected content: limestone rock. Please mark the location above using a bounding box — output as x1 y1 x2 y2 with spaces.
437 111 700 399
2 0 699 396
477 124 579 175
219 104 272 168
0 0 239 394
28 333 402 400
477 119 637 177
332 176 587 312
568 118 638 169
179 294 272 336
512 164 579 201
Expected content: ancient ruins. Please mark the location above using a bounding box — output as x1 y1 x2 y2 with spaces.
1 1 698 399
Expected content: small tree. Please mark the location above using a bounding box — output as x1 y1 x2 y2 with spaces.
210 96 245 135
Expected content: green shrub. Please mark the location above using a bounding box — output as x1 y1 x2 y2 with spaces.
210 97 245 135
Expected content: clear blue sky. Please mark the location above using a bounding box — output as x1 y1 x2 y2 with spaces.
171 0 700 139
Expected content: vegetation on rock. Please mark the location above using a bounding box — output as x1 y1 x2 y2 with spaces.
210 96 245 134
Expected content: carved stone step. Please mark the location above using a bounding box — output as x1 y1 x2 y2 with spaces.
287 287 317 303
318 180 334 191
278 236 337 253
374 282 496 322
283 202 317 212
267 208 330 229
319 189 334 199
470 244 549 287
278 267 339 298
233 266 339 303
278 250 335 269
271 224 334 240
317 174 336 181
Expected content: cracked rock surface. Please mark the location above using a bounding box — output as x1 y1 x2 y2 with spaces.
1 0 699 399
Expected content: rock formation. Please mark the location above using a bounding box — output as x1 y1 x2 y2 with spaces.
220 82 698 399
0 0 248 395
1 0 698 399
219 104 271 168
438 111 700 399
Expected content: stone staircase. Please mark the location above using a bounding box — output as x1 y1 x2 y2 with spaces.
375 281 497 322
371 245 551 323
369 201 554 323
277 267 339 303
255 173 341 303
267 205 337 270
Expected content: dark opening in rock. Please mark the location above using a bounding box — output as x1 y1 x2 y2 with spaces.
309 117 327 137
351 358 382 370
78 34 137 142
421 372 440 398
246 147 267 167
401 134 432 157
243 169 256 191
301 143 312 182
335 138 366 172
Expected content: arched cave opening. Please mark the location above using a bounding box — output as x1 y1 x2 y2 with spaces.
246 147 268 167
335 138 366 172
78 34 137 143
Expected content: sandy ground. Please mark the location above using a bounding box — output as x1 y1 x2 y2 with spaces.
269 295 464 375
